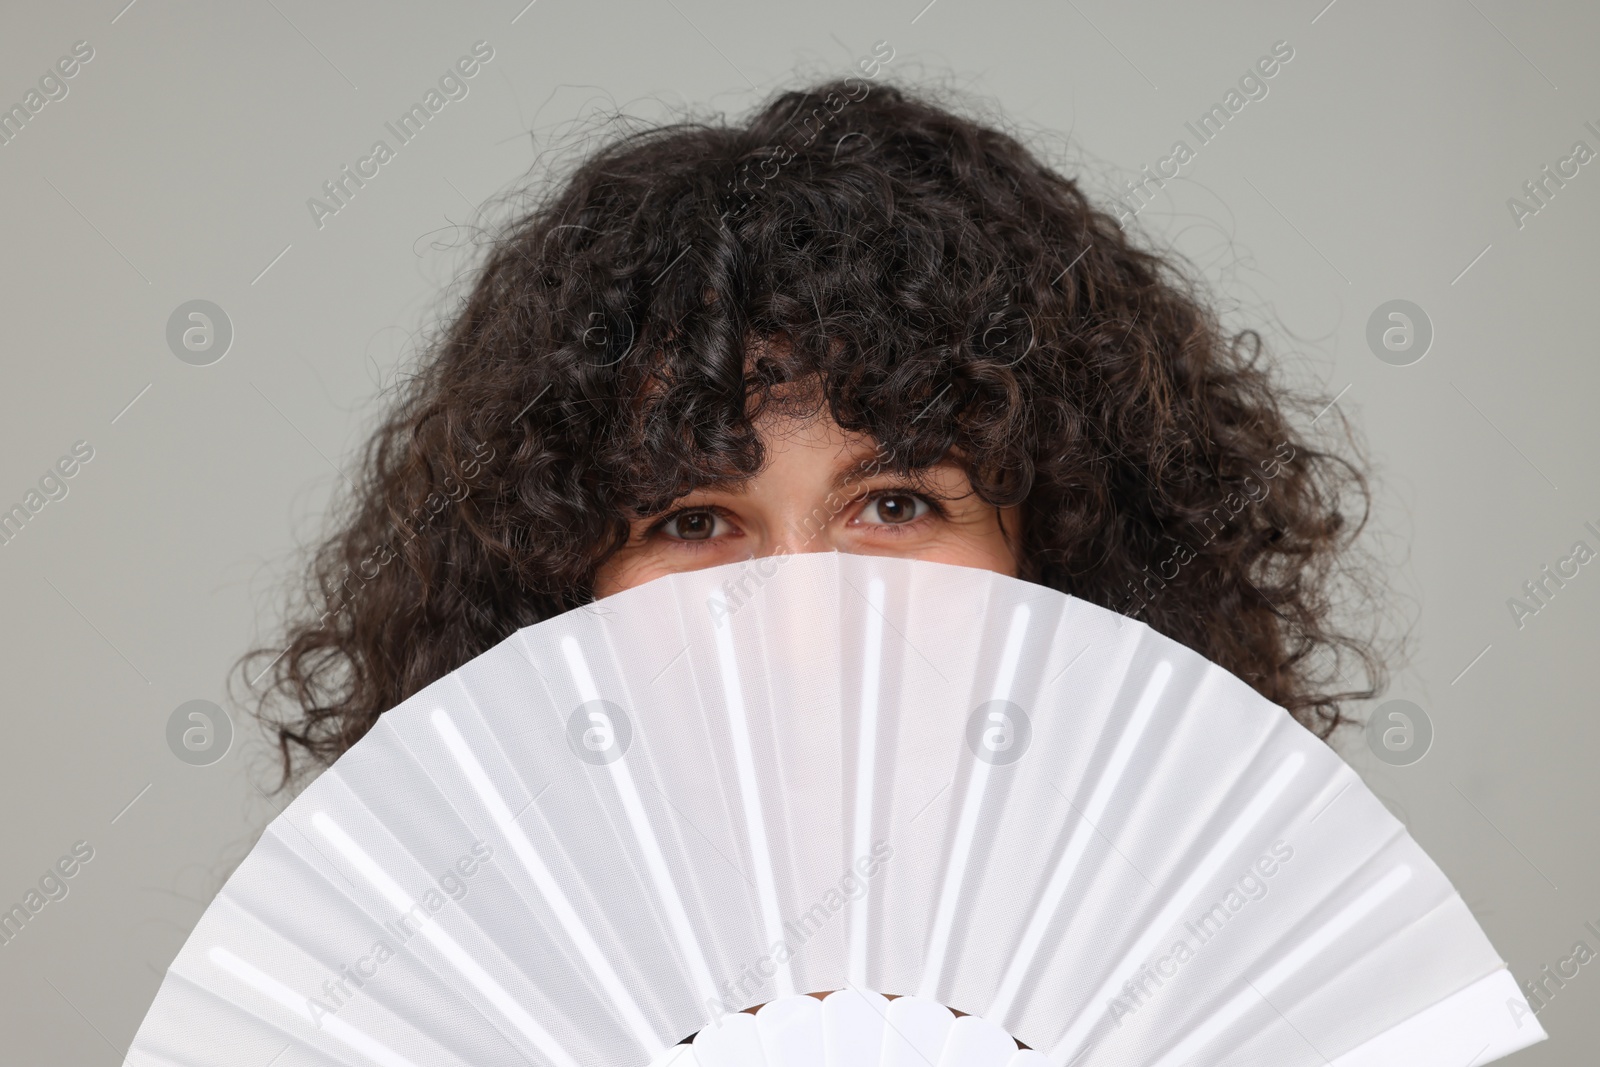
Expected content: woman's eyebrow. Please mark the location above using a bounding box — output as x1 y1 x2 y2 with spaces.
828 454 950 493
829 454 895 493
635 477 754 517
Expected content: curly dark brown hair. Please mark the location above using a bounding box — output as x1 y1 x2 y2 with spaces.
241 77 1387 793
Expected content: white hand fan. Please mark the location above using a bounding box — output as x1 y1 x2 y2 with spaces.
125 553 1545 1067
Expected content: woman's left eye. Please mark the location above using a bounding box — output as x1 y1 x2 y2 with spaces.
857 492 932 526
658 509 729 541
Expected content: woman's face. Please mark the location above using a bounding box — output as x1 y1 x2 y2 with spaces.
592 401 1022 598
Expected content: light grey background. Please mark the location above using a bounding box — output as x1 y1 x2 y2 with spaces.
0 0 1594 1063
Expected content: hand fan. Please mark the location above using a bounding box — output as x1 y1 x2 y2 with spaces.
125 552 1545 1067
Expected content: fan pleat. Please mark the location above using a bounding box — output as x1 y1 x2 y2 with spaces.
124 553 1543 1067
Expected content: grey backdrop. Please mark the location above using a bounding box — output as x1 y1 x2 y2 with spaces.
1 0 1595 1063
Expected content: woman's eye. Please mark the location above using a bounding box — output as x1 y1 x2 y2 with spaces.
858 493 931 526
660 509 727 541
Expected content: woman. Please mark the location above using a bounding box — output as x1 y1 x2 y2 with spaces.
244 78 1383 794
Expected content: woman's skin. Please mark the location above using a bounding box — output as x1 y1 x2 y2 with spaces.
592 393 1022 598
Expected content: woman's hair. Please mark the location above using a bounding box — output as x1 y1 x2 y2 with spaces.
241 77 1387 793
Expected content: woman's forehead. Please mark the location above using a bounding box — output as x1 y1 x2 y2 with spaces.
664 422 953 506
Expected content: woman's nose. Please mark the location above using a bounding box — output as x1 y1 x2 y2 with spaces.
763 504 846 557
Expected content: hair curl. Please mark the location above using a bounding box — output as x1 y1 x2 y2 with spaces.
241 78 1387 793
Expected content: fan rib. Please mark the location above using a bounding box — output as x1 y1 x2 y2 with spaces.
310 811 581 1067
918 603 1032 1001
1048 747 1306 1063
553 635 723 1007
848 576 888 988
709 591 797 998
207 945 422 1067
1323 968 1541 1066
1143 864 1414 1067
989 658 1174 1023
431 705 666 1057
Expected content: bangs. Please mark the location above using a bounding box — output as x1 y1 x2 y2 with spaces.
606 328 953 517
549 99 1042 515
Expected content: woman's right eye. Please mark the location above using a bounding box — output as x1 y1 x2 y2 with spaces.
659 509 728 542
